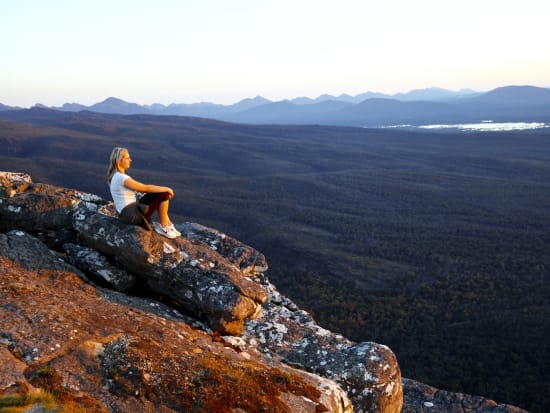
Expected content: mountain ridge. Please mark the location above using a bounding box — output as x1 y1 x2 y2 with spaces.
3 85 549 126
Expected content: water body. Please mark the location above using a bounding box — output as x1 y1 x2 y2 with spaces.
386 121 549 132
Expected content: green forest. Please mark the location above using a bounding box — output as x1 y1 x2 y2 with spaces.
1 110 549 412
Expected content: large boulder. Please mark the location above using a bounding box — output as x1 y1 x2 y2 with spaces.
72 205 268 335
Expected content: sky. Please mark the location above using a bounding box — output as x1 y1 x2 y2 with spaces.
2 0 550 107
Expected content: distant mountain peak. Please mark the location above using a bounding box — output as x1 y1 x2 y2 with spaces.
228 96 272 112
101 96 128 104
88 97 146 115
241 95 270 103
473 85 550 105
392 87 477 101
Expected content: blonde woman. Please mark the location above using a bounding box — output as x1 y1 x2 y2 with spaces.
107 147 180 238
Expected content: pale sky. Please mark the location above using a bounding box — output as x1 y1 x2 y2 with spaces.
2 0 549 107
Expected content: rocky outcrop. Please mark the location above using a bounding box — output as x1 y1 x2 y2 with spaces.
235 277 403 413
0 172 529 413
0 172 394 411
72 205 268 336
0 172 268 336
0 230 351 412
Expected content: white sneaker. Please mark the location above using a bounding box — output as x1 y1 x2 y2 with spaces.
153 222 179 239
166 223 181 236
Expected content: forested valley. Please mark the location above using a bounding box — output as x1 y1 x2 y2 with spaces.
1 109 549 412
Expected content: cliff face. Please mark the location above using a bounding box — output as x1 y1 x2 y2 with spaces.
0 172 528 413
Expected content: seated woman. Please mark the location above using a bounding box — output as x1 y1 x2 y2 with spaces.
107 147 180 239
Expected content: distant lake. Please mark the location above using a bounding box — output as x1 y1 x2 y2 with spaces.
386 121 549 132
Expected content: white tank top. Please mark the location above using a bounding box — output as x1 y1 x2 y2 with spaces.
110 172 136 213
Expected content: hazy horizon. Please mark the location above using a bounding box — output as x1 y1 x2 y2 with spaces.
5 84 550 110
2 0 550 107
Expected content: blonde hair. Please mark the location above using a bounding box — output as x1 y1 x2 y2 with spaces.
107 147 128 184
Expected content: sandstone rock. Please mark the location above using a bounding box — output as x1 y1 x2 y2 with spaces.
0 181 76 232
238 274 403 413
402 378 529 413
0 230 82 273
0 171 107 248
72 204 268 335
0 231 352 412
178 222 269 274
0 174 104 250
63 242 137 292
0 346 33 396
0 173 400 410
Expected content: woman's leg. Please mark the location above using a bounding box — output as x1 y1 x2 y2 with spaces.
139 192 180 238
156 199 170 227
140 192 171 225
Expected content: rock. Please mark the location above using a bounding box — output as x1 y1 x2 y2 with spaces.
240 275 403 413
0 173 402 410
178 222 269 274
63 243 137 292
0 173 269 335
0 172 32 197
0 181 76 232
72 205 268 335
0 171 107 248
0 230 81 273
402 378 530 413
0 231 352 412
0 345 32 396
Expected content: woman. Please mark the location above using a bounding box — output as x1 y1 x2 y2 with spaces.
107 147 180 239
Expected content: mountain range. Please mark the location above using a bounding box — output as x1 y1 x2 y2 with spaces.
2 85 550 127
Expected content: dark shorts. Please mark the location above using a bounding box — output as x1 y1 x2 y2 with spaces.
118 192 170 231
118 202 152 230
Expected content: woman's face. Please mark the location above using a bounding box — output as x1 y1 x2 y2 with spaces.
117 150 132 170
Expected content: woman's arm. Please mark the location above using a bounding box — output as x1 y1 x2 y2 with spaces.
124 177 174 198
